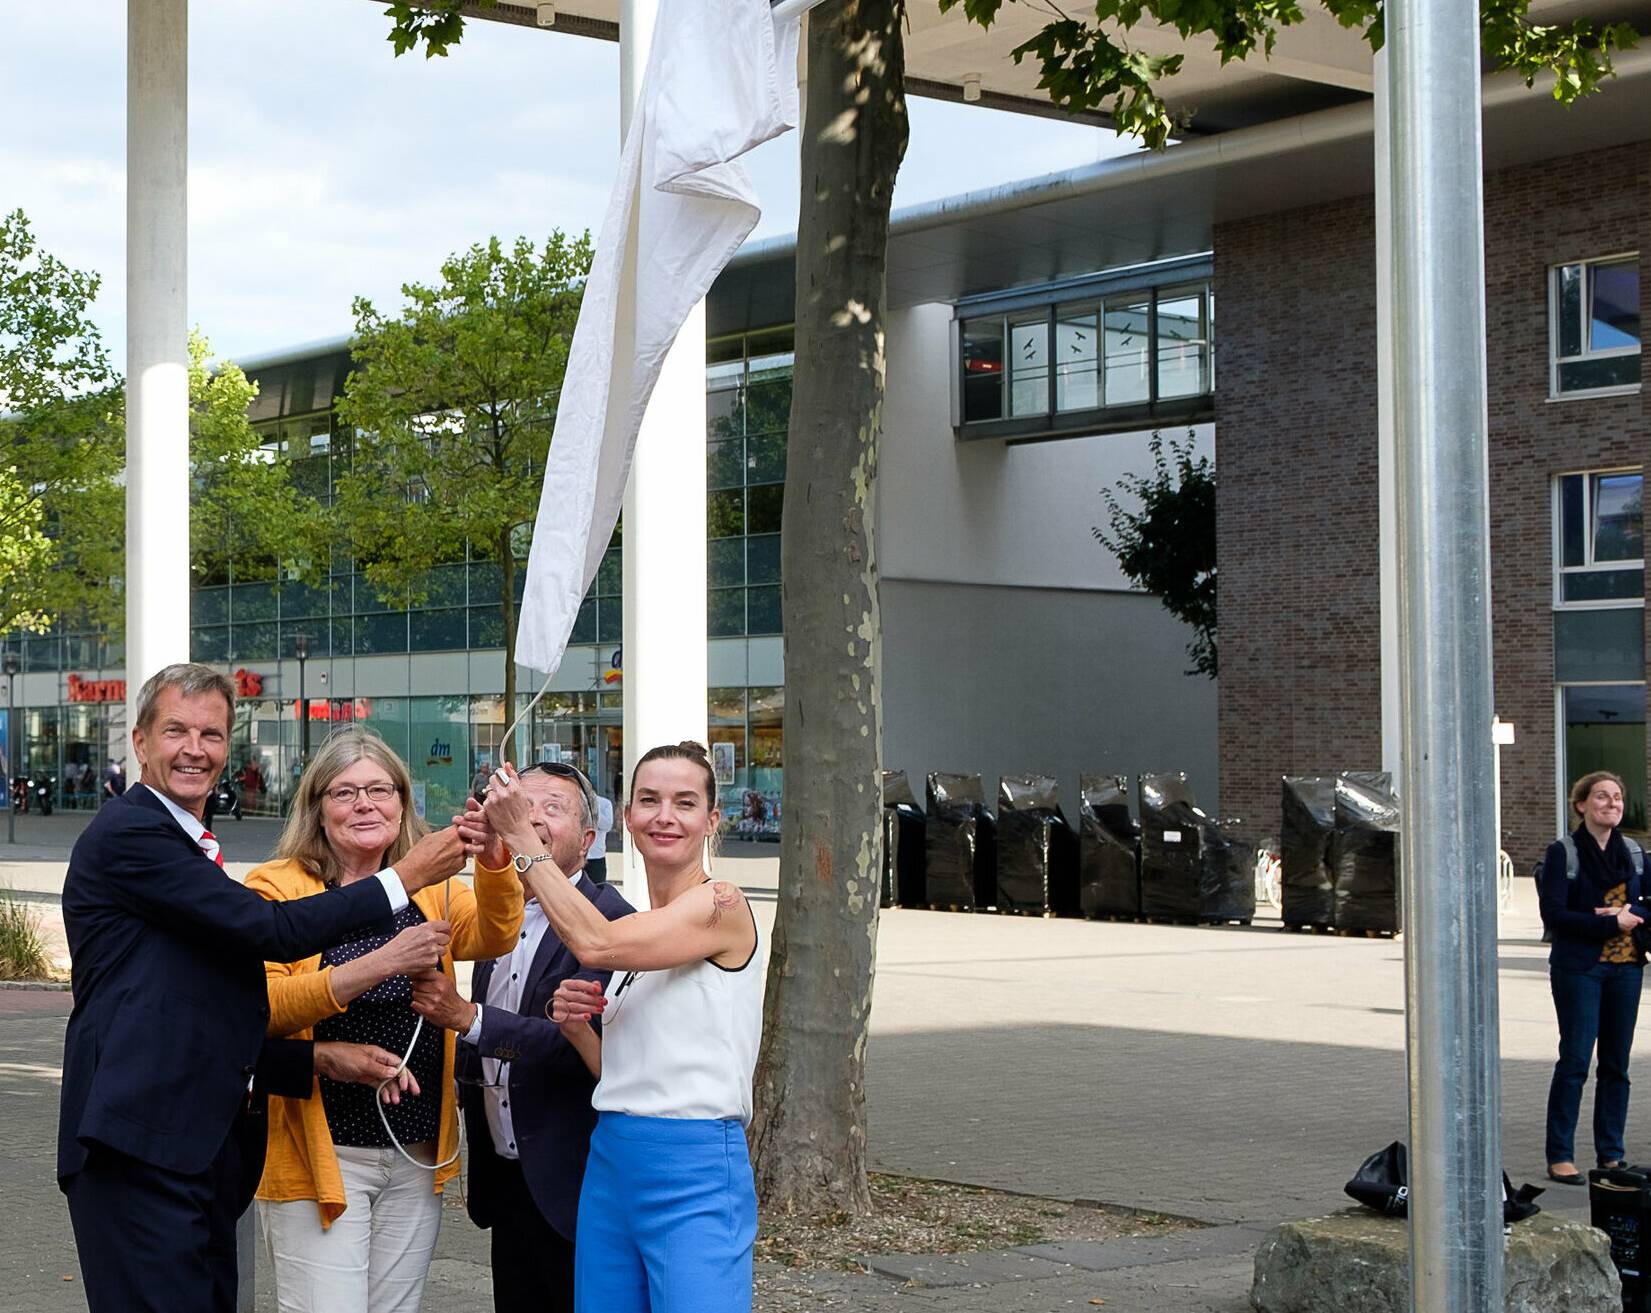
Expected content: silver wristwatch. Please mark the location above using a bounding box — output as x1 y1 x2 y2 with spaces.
512 851 557 874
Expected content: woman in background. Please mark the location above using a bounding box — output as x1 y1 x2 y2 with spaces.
1538 769 1648 1185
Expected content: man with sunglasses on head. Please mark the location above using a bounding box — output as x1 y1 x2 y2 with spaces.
410 761 632 1313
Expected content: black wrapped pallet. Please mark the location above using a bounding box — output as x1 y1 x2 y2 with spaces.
925 772 996 910
1079 775 1140 918
880 770 927 908
996 774 1081 917
1201 820 1257 924
1139 773 1204 920
1332 771 1400 934
1281 776 1336 928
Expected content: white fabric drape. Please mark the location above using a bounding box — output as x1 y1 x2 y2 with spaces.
513 0 801 673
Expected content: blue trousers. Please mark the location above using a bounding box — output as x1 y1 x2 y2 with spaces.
1546 960 1644 1166
575 1112 757 1313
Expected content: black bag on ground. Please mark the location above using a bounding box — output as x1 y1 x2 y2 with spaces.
996 774 1080 916
925 772 996 910
1139 773 1205 920
1079 775 1140 918
1201 819 1257 923
881 770 927 908
1590 1167 1651 1312
1345 1141 1542 1224
1345 1141 1410 1216
1282 776 1336 927
1332 772 1400 934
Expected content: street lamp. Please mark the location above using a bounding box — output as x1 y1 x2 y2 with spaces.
3 648 18 845
292 632 311 770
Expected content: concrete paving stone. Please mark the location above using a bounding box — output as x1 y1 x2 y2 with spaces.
1014 1222 1274 1272
861 1250 1075 1286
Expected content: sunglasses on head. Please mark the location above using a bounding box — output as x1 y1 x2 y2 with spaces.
475 760 598 821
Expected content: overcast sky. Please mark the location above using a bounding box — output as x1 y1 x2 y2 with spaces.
3 1 1135 373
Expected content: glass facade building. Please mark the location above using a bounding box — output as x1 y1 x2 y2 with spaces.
2 329 796 830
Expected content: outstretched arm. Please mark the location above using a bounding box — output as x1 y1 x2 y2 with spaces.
464 771 754 973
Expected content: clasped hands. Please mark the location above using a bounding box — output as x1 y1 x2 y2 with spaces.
1596 905 1646 933
451 763 565 879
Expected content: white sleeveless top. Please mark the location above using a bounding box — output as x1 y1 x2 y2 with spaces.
592 897 766 1125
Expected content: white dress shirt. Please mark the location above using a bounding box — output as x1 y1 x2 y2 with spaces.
588 797 614 860
461 869 582 1159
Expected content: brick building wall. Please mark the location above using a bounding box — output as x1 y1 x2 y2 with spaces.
1215 140 1650 865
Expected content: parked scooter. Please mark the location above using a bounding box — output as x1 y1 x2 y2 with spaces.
204 776 242 826
21 775 52 817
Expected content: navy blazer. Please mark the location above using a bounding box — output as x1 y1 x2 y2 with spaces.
1538 826 1651 970
58 786 399 1188
457 873 632 1241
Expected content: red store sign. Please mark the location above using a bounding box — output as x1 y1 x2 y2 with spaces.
68 668 264 705
67 675 125 704
296 699 372 723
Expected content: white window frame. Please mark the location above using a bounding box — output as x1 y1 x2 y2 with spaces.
1553 467 1646 611
1548 253 1642 401
1554 681 1649 837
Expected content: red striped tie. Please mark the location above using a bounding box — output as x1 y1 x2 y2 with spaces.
200 830 225 868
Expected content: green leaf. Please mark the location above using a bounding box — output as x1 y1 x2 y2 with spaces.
950 0 1633 148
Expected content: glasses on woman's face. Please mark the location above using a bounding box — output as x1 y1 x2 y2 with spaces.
325 782 399 807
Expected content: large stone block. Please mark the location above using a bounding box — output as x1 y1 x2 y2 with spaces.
1250 1208 1619 1313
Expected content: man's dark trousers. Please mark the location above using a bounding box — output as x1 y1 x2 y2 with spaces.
488 1157 575 1313
66 1123 248 1312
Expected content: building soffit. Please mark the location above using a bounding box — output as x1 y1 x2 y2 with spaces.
424 0 1647 132
346 0 1650 332
715 42 1651 330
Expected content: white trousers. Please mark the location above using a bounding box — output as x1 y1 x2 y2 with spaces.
259 1142 443 1313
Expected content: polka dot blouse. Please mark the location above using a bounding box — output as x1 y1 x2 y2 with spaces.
313 903 444 1148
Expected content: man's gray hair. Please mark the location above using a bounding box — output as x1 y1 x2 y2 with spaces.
134 663 236 733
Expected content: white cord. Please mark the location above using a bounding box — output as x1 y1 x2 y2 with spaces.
375 874 463 1172
497 666 556 769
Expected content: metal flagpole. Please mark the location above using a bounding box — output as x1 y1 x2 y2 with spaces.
1384 2 1503 1309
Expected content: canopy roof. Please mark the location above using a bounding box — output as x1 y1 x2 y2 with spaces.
442 0 1651 130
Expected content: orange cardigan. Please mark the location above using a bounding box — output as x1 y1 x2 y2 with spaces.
246 856 523 1227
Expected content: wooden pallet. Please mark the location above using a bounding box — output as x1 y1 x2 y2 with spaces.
1333 926 1399 940
1282 921 1333 935
1200 917 1254 927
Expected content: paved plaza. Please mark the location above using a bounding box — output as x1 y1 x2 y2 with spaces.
0 819 1600 1309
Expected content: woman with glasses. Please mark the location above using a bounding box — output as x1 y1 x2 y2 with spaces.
246 727 523 1313
467 740 762 1313
1540 769 1649 1186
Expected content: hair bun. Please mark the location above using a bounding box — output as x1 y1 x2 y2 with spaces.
676 739 710 758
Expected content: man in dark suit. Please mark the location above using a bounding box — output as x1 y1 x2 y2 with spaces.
412 761 631 1313
58 663 467 1313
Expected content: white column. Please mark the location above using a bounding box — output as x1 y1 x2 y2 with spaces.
125 0 191 737
618 0 709 908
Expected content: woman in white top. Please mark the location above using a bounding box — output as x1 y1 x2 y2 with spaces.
466 740 762 1313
